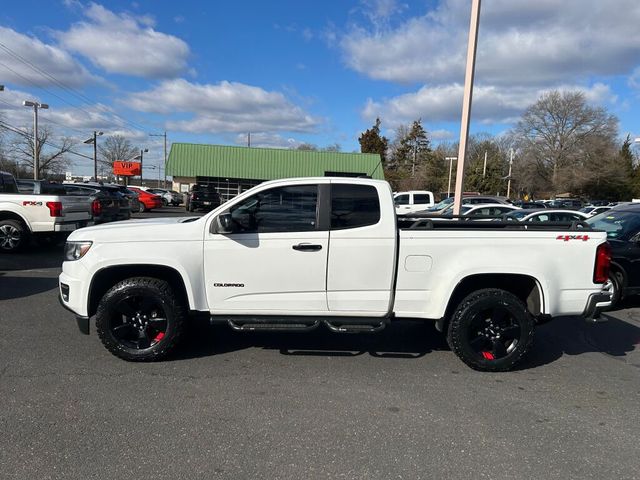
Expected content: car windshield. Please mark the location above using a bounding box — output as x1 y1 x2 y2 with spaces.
586 210 640 239
432 197 454 210
505 210 529 219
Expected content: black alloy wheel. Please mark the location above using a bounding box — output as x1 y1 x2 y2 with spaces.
447 289 535 372
96 277 186 361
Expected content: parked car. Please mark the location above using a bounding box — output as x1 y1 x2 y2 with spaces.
512 200 547 209
393 190 435 215
503 209 588 223
66 183 133 222
1 172 92 252
586 205 640 307
60 177 610 371
428 195 512 214
128 186 163 212
548 199 584 209
148 188 182 206
185 184 222 212
580 205 612 217
439 202 519 217
107 184 141 214
63 184 121 224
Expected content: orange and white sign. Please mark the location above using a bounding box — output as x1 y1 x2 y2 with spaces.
113 161 141 176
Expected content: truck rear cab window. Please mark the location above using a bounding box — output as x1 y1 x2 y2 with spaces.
331 184 380 230
413 194 431 204
229 185 318 233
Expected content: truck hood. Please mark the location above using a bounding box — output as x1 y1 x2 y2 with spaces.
68 216 203 242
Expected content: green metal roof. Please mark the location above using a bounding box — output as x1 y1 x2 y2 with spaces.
166 143 385 180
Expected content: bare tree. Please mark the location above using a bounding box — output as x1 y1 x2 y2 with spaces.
98 134 139 169
11 125 74 177
512 90 618 195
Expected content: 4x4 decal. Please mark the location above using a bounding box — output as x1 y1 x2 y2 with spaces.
556 234 590 242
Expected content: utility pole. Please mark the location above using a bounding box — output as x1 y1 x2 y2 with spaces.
452 0 481 214
139 148 148 186
482 150 487 178
248 132 251 147
507 148 514 198
84 131 103 181
445 157 457 198
150 132 167 187
22 100 49 180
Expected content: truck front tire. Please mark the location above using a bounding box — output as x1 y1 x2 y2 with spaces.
95 277 187 361
447 288 535 372
0 219 28 253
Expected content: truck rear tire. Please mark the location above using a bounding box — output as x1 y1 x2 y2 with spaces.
0 219 28 253
447 288 535 372
95 277 187 361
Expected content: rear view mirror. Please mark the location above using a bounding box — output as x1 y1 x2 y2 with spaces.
213 213 235 234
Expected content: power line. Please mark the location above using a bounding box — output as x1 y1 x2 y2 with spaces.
0 120 94 160
0 97 90 137
0 41 153 134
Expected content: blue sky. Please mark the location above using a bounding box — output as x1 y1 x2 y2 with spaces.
1 0 639 175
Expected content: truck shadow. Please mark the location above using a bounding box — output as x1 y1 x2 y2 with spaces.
0 274 59 300
0 244 64 271
517 313 640 370
175 320 447 360
176 314 640 369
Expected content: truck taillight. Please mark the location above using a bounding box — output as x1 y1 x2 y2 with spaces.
593 242 611 284
46 201 63 217
91 199 102 216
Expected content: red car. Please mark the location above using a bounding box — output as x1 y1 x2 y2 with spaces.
128 187 163 213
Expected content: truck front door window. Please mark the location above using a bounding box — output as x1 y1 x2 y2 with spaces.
229 185 318 233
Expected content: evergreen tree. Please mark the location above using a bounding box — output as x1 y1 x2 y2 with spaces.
358 118 388 163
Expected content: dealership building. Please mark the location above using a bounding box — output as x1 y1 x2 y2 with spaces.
166 143 384 201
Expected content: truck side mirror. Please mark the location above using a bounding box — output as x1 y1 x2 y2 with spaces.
213 213 235 234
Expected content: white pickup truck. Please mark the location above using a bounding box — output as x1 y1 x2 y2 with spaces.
59 177 611 371
1 172 93 252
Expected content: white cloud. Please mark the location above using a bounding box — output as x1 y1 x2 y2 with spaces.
341 0 640 87
0 27 97 87
234 133 303 149
126 79 321 134
0 87 146 143
57 3 190 78
363 83 616 127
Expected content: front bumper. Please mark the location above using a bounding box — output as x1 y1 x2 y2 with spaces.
58 293 90 334
582 292 611 323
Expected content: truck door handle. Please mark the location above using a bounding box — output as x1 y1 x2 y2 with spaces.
292 243 322 252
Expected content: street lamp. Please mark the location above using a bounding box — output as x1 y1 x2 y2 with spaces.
22 100 49 180
83 131 103 181
445 157 458 198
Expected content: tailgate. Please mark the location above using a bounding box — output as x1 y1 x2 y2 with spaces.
60 195 92 222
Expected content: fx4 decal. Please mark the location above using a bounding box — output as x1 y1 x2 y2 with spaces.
22 201 43 206
556 234 590 242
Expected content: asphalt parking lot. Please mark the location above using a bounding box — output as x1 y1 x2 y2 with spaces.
1 206 639 480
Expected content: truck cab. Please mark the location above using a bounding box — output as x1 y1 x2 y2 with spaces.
394 190 435 215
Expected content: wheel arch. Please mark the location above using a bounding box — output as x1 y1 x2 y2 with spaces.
0 209 32 232
438 273 544 332
88 264 191 318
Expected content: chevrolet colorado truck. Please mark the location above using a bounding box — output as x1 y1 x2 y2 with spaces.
1 171 93 252
59 177 611 371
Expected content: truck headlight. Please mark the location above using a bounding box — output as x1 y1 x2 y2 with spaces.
64 241 92 261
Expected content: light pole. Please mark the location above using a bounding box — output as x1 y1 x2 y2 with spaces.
150 132 167 188
139 148 148 186
506 148 514 198
445 157 458 198
22 100 49 180
83 131 103 181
